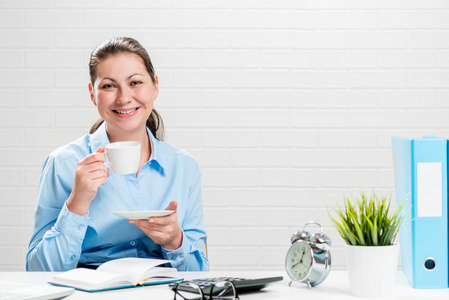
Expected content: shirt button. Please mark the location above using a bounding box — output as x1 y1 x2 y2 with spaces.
130 241 136 246
71 255 76 260
78 224 84 230
172 255 177 260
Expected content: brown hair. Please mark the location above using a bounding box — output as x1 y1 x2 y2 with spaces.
88 37 164 140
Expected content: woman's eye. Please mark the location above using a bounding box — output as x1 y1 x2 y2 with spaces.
101 84 114 89
131 81 142 86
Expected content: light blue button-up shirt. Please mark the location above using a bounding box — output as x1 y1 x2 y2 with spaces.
26 122 209 272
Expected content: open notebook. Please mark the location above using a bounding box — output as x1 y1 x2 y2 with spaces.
0 280 74 300
49 257 182 292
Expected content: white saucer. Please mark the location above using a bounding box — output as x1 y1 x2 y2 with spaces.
112 210 175 220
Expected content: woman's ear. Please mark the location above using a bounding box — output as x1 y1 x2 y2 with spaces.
153 75 159 101
88 83 96 106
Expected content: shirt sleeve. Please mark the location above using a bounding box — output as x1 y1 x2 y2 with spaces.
161 161 210 271
26 155 90 272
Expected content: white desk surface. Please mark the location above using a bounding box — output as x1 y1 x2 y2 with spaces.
1 270 447 299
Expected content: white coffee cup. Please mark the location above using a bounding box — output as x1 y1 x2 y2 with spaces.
103 141 141 175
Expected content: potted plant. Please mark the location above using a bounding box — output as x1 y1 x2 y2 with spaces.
328 192 405 298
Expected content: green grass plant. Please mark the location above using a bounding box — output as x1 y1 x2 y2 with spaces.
329 193 405 246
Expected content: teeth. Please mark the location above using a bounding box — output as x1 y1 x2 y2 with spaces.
115 108 137 114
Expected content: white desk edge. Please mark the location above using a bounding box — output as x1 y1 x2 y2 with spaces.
0 270 447 299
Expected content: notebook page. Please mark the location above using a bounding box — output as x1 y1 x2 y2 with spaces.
97 258 172 283
51 268 131 290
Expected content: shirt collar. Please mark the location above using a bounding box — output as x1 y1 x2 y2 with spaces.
88 122 172 172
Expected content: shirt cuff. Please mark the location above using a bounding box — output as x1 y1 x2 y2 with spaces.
161 230 189 268
54 202 91 240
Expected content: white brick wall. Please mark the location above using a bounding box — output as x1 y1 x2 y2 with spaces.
0 1 448 272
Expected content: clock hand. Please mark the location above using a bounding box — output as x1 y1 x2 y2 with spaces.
292 249 306 268
299 250 305 261
292 259 302 268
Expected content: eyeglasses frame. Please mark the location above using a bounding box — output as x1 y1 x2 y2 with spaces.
172 280 240 300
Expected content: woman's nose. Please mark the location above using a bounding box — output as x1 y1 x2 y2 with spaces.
116 86 132 104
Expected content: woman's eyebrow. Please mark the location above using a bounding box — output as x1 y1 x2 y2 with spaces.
100 73 143 82
128 73 143 79
100 77 116 82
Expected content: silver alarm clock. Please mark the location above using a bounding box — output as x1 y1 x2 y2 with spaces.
285 221 332 288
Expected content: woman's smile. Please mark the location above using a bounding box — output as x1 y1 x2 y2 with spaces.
113 107 140 117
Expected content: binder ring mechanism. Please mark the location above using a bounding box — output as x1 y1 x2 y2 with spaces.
423 257 436 271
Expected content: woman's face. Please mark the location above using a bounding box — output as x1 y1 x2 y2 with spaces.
89 52 159 137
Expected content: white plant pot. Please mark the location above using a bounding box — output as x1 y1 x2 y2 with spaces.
345 244 399 298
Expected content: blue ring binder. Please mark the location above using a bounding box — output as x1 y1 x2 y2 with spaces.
392 136 448 289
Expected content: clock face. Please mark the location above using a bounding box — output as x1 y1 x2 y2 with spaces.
285 241 313 281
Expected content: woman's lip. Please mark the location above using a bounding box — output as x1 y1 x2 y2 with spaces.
113 107 140 118
114 107 139 113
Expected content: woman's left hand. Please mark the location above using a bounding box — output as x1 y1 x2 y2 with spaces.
129 201 183 250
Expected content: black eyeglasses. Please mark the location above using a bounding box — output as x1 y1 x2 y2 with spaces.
172 280 240 300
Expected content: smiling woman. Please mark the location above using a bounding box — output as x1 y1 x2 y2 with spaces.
26 37 209 273
88 38 164 141
89 52 159 149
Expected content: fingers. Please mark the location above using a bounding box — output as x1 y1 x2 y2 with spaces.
130 214 173 228
130 219 158 230
77 168 107 188
130 219 178 245
73 151 109 194
132 201 178 227
129 210 177 232
129 208 183 249
85 153 107 165
149 208 178 226
77 149 109 177
148 216 170 226
78 160 109 177
165 201 178 211
89 168 109 180
67 148 110 215
81 148 107 165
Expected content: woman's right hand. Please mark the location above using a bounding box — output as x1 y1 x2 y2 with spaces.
66 148 110 216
